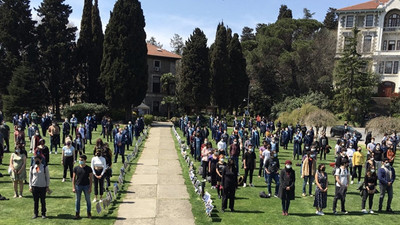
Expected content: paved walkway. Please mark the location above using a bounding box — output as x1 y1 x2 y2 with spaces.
115 122 195 225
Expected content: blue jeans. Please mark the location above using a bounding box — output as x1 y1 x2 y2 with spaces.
75 185 91 213
265 173 280 195
302 175 314 195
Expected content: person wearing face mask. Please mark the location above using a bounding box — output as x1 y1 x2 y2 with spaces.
264 151 280 197
335 148 349 169
278 160 295 216
333 161 350 214
314 164 328 215
72 155 93 219
30 131 42 154
209 151 219 188
352 147 364 184
36 139 50 165
114 128 126 163
221 159 237 212
29 156 50 219
91 149 107 202
9 146 27 198
346 144 355 184
243 144 256 187
301 151 316 197
216 156 227 199
378 158 395 213
373 143 384 172
14 125 26 148
61 139 75 182
361 166 377 214
367 138 376 157
259 141 268 177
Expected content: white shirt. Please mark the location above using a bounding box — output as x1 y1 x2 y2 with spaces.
263 150 271 165
91 156 107 176
217 141 226 151
335 167 349 187
62 146 75 157
346 148 355 158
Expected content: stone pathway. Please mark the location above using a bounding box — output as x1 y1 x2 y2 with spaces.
115 122 195 225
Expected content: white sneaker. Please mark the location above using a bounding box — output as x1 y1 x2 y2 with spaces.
50 152 52 154
55 151 58 154
320 211 325 215
29 150 32 153
361 209 368 214
93 199 97 203
243 183 247 187
250 183 254 187
62 178 65 182
351 181 354 184
369 210 374 214
315 211 320 215
99 199 103 203
358 181 361 184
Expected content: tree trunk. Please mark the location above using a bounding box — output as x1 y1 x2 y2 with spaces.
167 103 171 119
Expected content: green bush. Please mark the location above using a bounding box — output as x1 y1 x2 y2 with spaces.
144 114 154 125
154 116 168 122
390 96 400 116
62 103 109 121
110 108 126 121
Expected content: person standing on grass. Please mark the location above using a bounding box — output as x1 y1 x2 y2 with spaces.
72 155 92 219
70 114 78 137
10 145 27 198
209 151 219 188
378 158 395 213
278 160 295 216
332 160 350 215
362 166 377 214
62 118 70 145
229 138 240 174
91 149 107 202
352 147 364 184
221 158 237 212
61 139 75 182
201 142 212 181
314 164 328 215
114 128 126 163
0 121 10 152
264 150 280 197
258 141 268 178
29 156 50 219
243 144 256 188
85 121 92 145
293 131 302 160
47 122 59 154
102 143 113 191
216 156 227 199
319 133 329 160
301 151 316 197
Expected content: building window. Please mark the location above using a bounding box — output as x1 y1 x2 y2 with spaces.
397 40 400 50
388 40 396 50
365 15 374 27
153 101 159 113
346 15 354 28
382 40 387 50
387 13 400 27
378 62 384 74
363 35 372 52
152 76 160 93
154 60 161 71
394 61 399 74
385 61 393 74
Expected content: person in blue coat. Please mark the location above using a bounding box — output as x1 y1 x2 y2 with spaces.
281 128 289 150
378 158 396 212
114 128 126 163
293 131 303 160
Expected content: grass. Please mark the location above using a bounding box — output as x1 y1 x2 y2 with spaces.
172 127 400 225
0 125 147 225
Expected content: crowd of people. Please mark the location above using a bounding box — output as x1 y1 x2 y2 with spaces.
0 111 145 219
179 115 397 216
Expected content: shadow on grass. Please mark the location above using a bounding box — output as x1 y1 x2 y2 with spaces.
47 214 118 220
232 210 264 214
23 195 73 199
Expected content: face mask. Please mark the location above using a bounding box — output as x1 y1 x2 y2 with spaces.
18 128 21 131
385 163 391 167
286 165 292 169
35 160 40 165
371 169 375 173
342 152 347 156
311 154 316 158
35 132 39 136
273 153 277 157
249 149 253 152
79 160 85 165
15 149 20 154
220 158 224 162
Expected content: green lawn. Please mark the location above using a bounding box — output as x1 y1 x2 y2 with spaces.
0 125 147 225
172 127 400 225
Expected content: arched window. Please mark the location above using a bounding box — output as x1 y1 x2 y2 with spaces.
386 13 400 27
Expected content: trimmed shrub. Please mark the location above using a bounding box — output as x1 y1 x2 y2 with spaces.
144 114 154 126
366 116 400 134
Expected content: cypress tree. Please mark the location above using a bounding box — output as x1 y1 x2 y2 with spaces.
3 63 47 115
210 23 230 112
36 0 77 118
324 7 338 30
100 0 148 121
176 28 210 113
76 0 93 102
90 0 104 103
0 0 37 108
228 33 249 112
277 5 293 20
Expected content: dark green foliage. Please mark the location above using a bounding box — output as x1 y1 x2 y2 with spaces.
176 28 210 112
303 8 315 19
241 26 255 42
36 0 77 118
210 23 231 111
147 36 163 48
333 27 379 123
160 73 177 118
90 0 104 103
62 103 108 121
228 33 249 111
100 0 148 120
0 0 38 107
390 96 400 116
277 5 292 20
3 64 47 115
324 7 338 30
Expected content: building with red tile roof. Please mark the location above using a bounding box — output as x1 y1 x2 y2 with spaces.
336 0 400 97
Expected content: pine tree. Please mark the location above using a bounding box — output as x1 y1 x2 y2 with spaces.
176 28 210 112
0 0 37 108
324 7 338 30
241 26 255 42
333 27 379 123
228 33 249 112
90 0 104 103
36 0 77 118
170 33 184 55
3 63 47 115
210 23 230 112
76 0 93 102
100 0 148 121
277 5 293 20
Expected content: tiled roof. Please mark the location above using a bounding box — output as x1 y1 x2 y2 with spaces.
147 43 181 59
338 0 389 11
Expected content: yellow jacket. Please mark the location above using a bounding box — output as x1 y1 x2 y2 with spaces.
352 151 364 166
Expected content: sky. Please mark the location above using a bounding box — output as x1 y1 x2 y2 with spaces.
29 0 370 51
